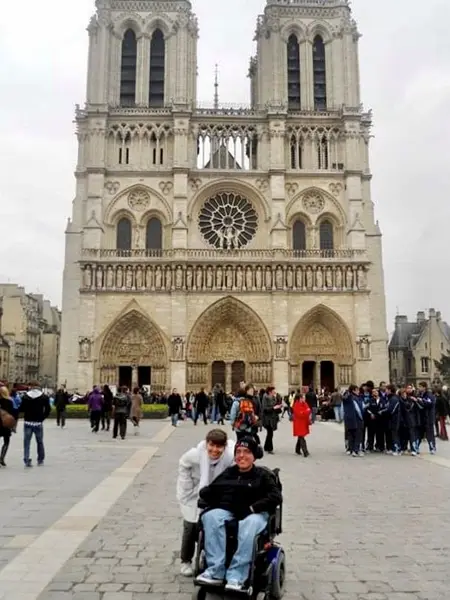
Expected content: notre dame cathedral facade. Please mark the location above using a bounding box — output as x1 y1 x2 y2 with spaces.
59 0 389 394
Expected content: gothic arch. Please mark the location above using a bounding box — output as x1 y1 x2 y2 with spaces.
306 21 333 43
290 304 353 363
104 184 172 226
286 186 347 228
187 179 271 222
98 306 169 390
281 22 306 43
113 13 144 38
145 16 173 38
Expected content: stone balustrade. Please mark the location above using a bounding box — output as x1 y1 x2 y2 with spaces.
80 260 369 293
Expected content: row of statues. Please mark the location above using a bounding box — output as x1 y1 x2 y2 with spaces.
186 362 272 386
82 263 369 292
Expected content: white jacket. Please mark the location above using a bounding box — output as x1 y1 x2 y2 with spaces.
176 439 235 523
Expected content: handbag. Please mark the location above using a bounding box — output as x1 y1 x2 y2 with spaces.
0 409 16 430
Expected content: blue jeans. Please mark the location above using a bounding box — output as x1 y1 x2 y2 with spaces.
334 405 344 423
23 424 45 465
171 414 178 426
201 509 268 584
311 407 317 423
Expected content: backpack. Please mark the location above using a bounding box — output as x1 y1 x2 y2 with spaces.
234 398 256 430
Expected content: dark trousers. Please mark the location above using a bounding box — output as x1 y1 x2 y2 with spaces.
101 409 111 431
347 425 362 454
23 424 45 465
264 425 274 452
366 420 376 450
180 520 197 563
0 430 11 463
194 410 208 425
56 407 66 427
391 428 400 453
113 413 127 439
439 416 448 440
383 425 392 452
90 410 101 432
295 436 309 456
423 424 436 451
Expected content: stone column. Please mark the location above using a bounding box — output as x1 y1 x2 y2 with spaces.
315 362 321 391
132 365 139 389
225 363 232 394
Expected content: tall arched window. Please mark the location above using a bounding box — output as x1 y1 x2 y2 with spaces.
146 217 162 251
287 34 301 110
293 220 306 251
120 29 137 107
313 35 327 111
149 29 165 107
319 220 334 250
116 217 132 251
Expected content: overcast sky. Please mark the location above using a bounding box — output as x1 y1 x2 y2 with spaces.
0 0 449 329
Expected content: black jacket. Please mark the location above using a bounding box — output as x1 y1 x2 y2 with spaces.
167 393 182 415
305 390 318 409
54 389 69 410
199 464 282 520
20 390 51 423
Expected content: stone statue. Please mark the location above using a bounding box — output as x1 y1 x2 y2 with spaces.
346 267 353 289
106 266 114 288
236 266 243 290
306 267 313 290
146 266 153 289
226 266 233 289
224 226 235 249
216 266 223 289
276 338 287 359
357 266 367 289
135 267 143 289
155 266 162 289
175 266 183 289
335 267 342 289
315 267 323 289
134 226 141 249
125 267 133 289
96 267 103 289
116 266 123 288
205 266 213 289
275 266 283 289
359 337 370 359
165 267 172 289
246 266 253 290
173 338 184 360
286 267 293 289
326 267 333 289
186 267 193 289
196 266 203 289
295 266 303 289
265 267 272 289
255 266 262 290
84 265 92 288
79 338 91 361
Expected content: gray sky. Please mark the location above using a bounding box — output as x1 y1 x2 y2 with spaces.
0 0 449 329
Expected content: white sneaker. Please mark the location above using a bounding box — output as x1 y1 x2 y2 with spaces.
180 562 193 577
225 581 244 592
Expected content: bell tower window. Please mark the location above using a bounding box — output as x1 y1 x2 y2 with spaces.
149 29 165 107
120 29 137 107
287 34 301 111
313 35 327 111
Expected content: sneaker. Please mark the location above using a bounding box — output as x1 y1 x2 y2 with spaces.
392 452 399 456
411 451 417 456
24 460 32 468
38 461 44 466
195 572 223 586
180 562 193 577
0 459 6 467
430 449 436 455
225 581 244 592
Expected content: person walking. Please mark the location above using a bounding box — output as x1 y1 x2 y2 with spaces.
292 393 311 456
343 385 364 457
193 388 209 425
305 385 318 423
130 387 143 434
54 385 69 428
101 384 114 431
87 386 104 433
261 386 281 454
436 388 449 441
330 388 343 423
19 382 51 467
112 387 131 440
168 388 183 427
0 386 16 467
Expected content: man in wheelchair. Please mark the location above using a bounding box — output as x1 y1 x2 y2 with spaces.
195 437 282 592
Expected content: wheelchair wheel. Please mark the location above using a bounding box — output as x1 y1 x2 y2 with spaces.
267 549 285 600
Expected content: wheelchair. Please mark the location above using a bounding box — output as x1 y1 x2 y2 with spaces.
192 468 285 600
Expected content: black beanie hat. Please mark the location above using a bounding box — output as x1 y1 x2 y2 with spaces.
235 436 259 459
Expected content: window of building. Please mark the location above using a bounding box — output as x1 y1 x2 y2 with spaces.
313 35 327 111
116 217 132 251
392 368 397 381
120 29 137 107
292 220 306 251
421 357 429 373
319 220 334 250
149 29 165 107
317 134 329 169
145 217 162 252
290 134 302 169
287 34 301 111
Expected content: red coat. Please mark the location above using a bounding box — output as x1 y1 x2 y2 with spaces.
292 401 311 437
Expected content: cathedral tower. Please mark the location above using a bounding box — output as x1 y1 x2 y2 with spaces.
59 0 388 394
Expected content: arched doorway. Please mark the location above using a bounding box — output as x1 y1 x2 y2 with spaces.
98 309 168 392
186 297 272 393
289 305 354 391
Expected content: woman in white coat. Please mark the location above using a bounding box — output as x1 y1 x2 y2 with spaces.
176 428 235 576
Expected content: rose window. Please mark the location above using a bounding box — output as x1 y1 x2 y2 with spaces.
198 193 258 249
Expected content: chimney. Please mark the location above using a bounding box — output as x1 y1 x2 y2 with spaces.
417 311 425 324
429 308 436 319
436 311 441 321
395 315 408 325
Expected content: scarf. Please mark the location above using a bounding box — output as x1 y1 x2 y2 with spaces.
198 439 234 491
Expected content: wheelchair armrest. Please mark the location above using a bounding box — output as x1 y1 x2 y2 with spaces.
198 499 209 510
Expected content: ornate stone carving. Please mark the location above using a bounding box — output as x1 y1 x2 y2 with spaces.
172 337 185 360
189 178 202 191
105 180 120 195
128 188 150 211
256 178 269 192
199 193 258 249
302 191 325 214
285 182 299 197
159 181 173 195
79 337 92 361
81 263 370 294
329 182 343 196
275 337 287 359
358 336 371 360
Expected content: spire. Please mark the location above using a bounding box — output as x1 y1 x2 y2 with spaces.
214 64 219 110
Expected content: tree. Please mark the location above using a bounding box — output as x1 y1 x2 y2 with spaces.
434 352 450 384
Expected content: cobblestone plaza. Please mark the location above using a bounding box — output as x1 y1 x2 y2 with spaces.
0 419 448 600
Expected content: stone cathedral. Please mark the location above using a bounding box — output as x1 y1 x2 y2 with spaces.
59 0 389 394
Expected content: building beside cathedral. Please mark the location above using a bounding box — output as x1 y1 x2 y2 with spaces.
59 0 389 394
